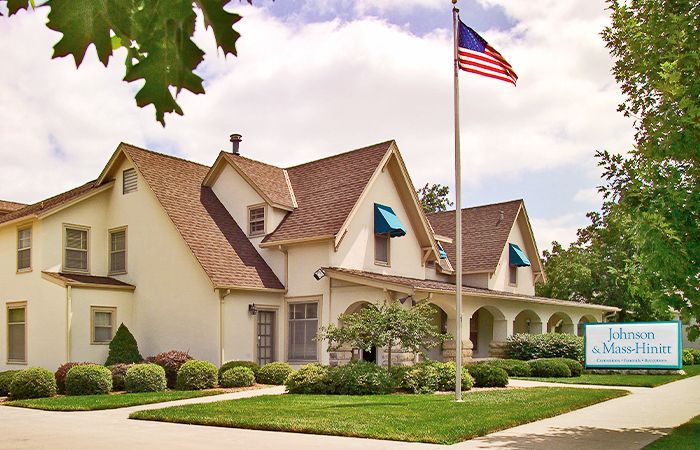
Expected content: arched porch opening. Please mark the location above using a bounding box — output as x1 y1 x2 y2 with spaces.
422 303 448 362
469 306 506 358
547 312 575 334
339 301 378 364
577 314 597 336
513 309 543 335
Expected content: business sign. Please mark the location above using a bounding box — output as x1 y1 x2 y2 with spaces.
584 321 682 369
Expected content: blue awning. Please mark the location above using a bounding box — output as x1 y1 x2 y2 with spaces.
374 203 406 237
509 243 531 267
437 242 448 259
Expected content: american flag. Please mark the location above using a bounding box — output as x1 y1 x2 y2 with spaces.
457 19 517 85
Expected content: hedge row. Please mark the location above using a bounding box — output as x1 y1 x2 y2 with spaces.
505 333 583 361
682 349 700 365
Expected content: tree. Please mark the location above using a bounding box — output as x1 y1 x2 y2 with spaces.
105 323 143 366
417 183 453 214
317 300 450 370
2 0 257 125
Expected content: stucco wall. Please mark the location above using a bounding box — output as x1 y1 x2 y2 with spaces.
490 212 537 295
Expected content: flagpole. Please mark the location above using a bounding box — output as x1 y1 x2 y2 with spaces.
452 0 463 403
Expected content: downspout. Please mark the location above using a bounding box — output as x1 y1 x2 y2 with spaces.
219 289 231 367
65 285 72 362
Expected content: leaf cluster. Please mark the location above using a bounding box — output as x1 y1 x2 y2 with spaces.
417 183 454 214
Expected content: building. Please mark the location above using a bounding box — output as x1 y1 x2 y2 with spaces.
0 138 618 370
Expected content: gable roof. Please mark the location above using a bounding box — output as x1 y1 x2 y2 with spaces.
220 153 296 209
427 199 523 274
262 140 394 245
0 200 27 215
110 143 285 291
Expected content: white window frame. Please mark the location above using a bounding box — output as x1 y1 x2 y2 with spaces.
286 299 320 363
122 168 138 194
509 265 518 286
374 233 390 266
91 306 116 345
7 302 27 364
63 224 90 273
108 226 128 275
248 204 266 237
16 225 32 273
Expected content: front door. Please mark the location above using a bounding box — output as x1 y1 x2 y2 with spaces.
257 310 275 366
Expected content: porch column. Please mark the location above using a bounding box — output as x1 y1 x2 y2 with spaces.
489 318 511 358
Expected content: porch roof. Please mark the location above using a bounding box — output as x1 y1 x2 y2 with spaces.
42 272 136 290
324 267 619 312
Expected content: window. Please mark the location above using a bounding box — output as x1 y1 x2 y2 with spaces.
91 307 116 344
374 233 390 266
248 205 265 236
64 226 89 272
288 302 318 361
123 168 137 194
7 303 26 363
509 265 517 285
109 228 127 274
17 227 31 272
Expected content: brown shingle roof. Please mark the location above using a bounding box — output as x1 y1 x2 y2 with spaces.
0 200 27 215
43 272 135 289
120 143 284 290
263 141 393 244
222 153 295 209
0 181 100 225
427 199 522 274
325 268 619 311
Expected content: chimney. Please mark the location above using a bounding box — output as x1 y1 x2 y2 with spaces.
230 133 242 155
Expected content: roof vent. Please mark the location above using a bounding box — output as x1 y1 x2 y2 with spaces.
497 210 505 225
230 133 242 155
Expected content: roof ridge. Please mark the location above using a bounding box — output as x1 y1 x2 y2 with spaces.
120 142 209 168
225 152 284 170
426 198 523 216
20 180 97 210
0 199 27 207
285 139 394 170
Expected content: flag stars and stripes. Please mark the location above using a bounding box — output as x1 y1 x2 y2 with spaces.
457 19 518 85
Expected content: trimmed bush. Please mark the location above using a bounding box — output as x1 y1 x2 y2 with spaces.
528 358 572 377
176 360 218 390
108 363 132 391
65 364 113 396
467 364 509 387
9 368 57 399
682 349 695 366
0 370 20 396
433 361 474 391
55 362 92 394
285 364 331 394
692 349 700 365
124 364 167 393
389 365 412 390
550 358 582 376
105 324 143 366
402 363 440 394
506 333 583 361
327 360 392 395
219 360 260 381
482 359 532 377
221 367 256 388
257 362 294 385
148 351 193 388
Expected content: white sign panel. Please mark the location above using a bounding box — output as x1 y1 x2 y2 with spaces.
584 321 682 369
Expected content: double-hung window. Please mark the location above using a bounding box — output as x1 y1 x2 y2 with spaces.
7 303 26 363
248 205 266 236
374 234 390 266
109 228 127 274
17 227 31 272
64 226 89 272
92 307 116 344
288 302 318 362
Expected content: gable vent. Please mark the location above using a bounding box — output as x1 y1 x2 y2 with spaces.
123 168 138 194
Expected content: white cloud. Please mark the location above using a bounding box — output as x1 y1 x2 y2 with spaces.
574 187 603 205
531 213 588 253
0 2 634 247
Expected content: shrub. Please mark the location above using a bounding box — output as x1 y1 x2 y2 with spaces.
692 349 700 365
148 351 193 388
328 360 392 395
221 367 256 388
433 361 474 391
105 324 143 366
682 349 695 366
176 360 218 390
285 364 331 394
55 362 92 394
483 359 532 377
389 365 412 390
402 363 440 394
124 364 167 393
9 368 57 399
467 364 509 387
219 360 260 381
505 333 583 361
108 363 132 391
0 370 20 396
528 358 572 377
65 364 113 396
549 358 582 376
257 362 294 385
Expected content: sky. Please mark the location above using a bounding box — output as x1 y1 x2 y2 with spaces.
0 0 635 254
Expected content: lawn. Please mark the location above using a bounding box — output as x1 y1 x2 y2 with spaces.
515 365 700 388
130 387 627 444
4 390 225 411
645 414 700 449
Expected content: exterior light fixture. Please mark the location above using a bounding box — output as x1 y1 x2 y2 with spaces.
399 296 416 306
248 304 258 315
313 268 326 280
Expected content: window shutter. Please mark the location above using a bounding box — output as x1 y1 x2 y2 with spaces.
123 168 138 194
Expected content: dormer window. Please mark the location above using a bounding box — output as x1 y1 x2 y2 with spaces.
248 205 266 237
123 168 137 194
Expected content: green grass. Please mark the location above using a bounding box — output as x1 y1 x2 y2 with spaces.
4 390 225 411
130 388 627 444
645 415 700 449
515 365 700 388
